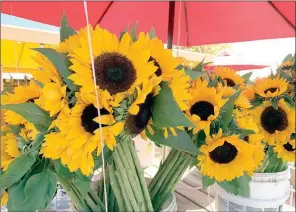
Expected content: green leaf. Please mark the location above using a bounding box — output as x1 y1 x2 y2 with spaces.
241 72 252 82
271 99 278 110
130 22 138 42
7 174 31 211
25 133 46 153
94 146 113 170
32 48 79 91
219 90 243 130
250 98 263 108
6 124 22 134
192 58 205 72
152 83 195 128
60 13 77 42
218 173 251 197
53 160 75 178
72 175 90 197
202 175 215 190
23 169 58 211
284 96 295 107
264 147 282 173
236 129 255 139
208 76 218 87
145 127 199 155
184 67 204 80
1 103 52 130
1 153 36 190
278 67 293 81
149 27 156 39
119 24 129 40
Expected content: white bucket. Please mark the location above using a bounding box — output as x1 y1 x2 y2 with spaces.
161 192 177 212
214 169 291 211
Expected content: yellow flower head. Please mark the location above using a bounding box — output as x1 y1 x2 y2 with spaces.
254 76 288 98
198 129 256 182
41 90 124 176
214 66 244 88
186 79 226 135
274 138 295 162
68 26 157 95
1 191 8 207
251 99 295 144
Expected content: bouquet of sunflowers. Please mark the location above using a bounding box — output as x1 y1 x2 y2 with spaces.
1 13 295 212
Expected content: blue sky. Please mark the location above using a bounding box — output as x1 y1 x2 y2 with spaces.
1 13 59 33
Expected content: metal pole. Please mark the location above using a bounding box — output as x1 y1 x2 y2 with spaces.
167 1 175 49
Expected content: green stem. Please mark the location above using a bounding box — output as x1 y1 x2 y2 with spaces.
113 150 141 211
117 143 146 211
255 154 269 173
108 164 126 211
154 155 193 211
114 169 133 211
148 149 178 192
89 190 106 212
127 138 154 212
58 176 87 212
150 151 183 200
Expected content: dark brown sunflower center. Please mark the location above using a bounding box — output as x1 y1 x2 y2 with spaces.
243 136 249 142
209 141 238 164
264 87 278 94
283 142 295 152
94 52 136 95
149 56 162 76
81 104 109 134
28 98 38 103
224 78 236 87
190 101 214 121
281 65 292 71
260 106 288 134
125 93 154 135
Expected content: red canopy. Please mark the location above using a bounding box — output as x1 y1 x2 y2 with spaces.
2 1 295 46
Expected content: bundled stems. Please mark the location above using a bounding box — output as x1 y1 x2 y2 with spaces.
58 175 105 212
107 135 154 211
149 149 194 211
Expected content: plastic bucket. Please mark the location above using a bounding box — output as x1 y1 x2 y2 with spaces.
161 192 177 212
214 169 291 211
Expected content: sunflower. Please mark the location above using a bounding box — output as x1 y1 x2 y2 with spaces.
31 53 63 85
41 91 124 175
274 138 295 162
35 82 67 117
1 81 41 125
214 66 244 88
1 192 8 207
186 79 226 135
243 85 256 101
252 99 295 144
254 76 288 98
1 133 20 171
136 32 181 81
197 129 255 182
280 60 294 72
68 26 157 96
217 83 251 109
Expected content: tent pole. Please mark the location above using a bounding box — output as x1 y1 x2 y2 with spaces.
167 1 175 49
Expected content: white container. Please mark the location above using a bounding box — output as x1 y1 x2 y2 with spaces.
161 192 177 212
214 169 291 211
